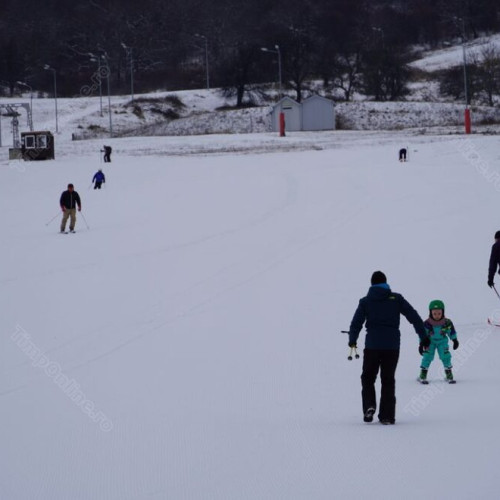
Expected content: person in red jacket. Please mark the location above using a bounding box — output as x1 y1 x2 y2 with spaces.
59 183 81 233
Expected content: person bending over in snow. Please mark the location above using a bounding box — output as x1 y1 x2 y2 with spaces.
348 271 428 425
487 230 500 288
419 300 459 384
399 148 407 162
92 169 106 189
102 145 112 163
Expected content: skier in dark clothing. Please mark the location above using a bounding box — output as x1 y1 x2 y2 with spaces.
487 231 500 288
348 271 429 425
399 148 407 162
59 183 81 233
92 169 106 189
102 145 112 163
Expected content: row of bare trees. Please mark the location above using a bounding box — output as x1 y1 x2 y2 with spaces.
0 0 499 105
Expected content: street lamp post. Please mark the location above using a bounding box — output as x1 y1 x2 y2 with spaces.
194 34 210 90
101 53 113 137
43 65 58 133
16 81 34 130
460 18 471 134
89 53 104 117
453 16 471 133
121 43 134 100
261 45 282 99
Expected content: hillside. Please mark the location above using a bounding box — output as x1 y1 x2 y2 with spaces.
1 34 500 147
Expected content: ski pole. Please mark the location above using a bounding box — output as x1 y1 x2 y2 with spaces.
45 211 61 226
79 211 90 229
493 285 500 301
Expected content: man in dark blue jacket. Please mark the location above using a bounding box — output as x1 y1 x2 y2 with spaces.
487 231 500 288
349 271 429 425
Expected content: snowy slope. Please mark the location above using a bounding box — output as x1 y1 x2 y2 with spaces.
410 33 500 72
1 128 500 499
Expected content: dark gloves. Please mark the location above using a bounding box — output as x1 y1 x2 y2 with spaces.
419 337 430 355
488 278 494 288
452 339 459 350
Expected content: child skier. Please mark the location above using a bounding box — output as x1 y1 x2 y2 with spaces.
92 169 106 189
419 300 459 384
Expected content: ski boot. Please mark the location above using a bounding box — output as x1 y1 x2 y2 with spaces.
363 407 376 423
445 368 456 384
419 368 429 384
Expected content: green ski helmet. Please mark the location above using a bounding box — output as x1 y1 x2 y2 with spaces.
429 299 445 312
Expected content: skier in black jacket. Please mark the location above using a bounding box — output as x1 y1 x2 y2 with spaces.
102 145 112 163
487 231 500 288
59 183 81 233
349 271 428 425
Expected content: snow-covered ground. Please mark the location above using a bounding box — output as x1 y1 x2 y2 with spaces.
2 124 500 499
409 33 500 72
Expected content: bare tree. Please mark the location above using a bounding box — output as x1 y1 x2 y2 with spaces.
476 43 500 106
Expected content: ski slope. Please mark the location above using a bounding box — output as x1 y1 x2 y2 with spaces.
1 130 500 499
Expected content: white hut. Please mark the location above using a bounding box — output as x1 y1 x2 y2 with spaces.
271 97 301 132
302 95 335 131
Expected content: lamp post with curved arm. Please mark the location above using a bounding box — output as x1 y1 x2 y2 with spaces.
43 65 58 133
261 45 282 100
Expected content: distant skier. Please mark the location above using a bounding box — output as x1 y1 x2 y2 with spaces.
418 300 459 384
348 271 428 424
488 230 500 288
92 169 106 189
102 145 112 163
399 148 407 162
60 183 81 233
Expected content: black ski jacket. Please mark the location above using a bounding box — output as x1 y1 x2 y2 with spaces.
488 240 500 283
349 285 426 350
60 190 81 210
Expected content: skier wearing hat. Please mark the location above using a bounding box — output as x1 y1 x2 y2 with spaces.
92 169 106 189
419 300 459 384
348 271 428 425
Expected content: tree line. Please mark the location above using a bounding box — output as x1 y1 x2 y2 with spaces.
1 0 499 105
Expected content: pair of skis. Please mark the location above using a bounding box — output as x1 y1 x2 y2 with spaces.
418 377 456 385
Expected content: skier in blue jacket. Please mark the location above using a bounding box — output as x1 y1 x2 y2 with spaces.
349 271 428 424
92 169 106 189
419 300 459 384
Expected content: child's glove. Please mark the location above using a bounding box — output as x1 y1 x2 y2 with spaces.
419 337 430 355
452 339 459 350
488 278 494 288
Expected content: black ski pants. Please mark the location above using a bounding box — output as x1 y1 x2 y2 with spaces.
94 181 102 189
361 348 400 422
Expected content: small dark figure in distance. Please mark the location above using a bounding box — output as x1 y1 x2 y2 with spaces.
60 183 82 233
103 145 112 163
399 148 407 162
487 230 500 288
348 271 428 425
92 169 106 189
